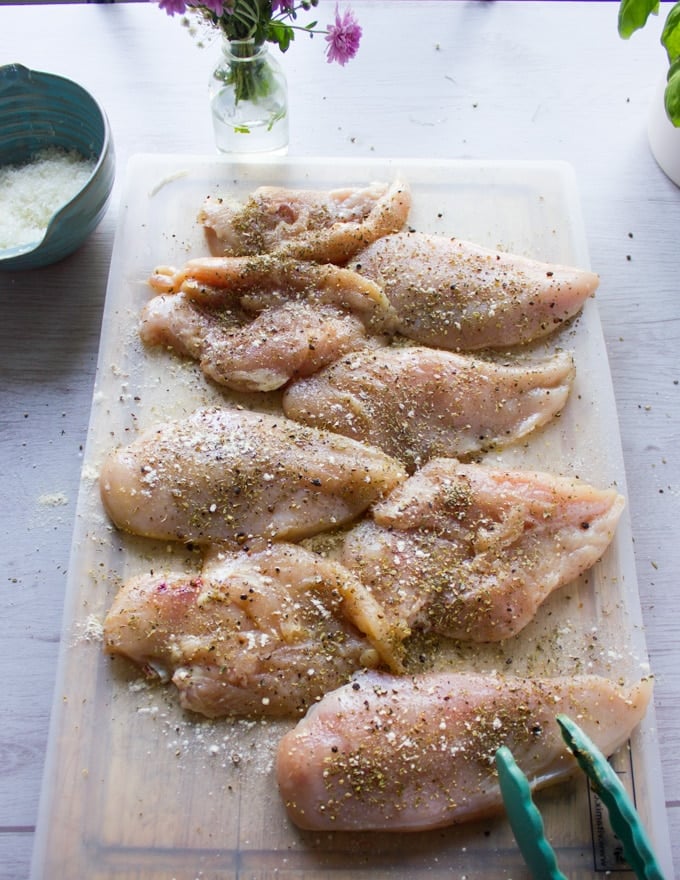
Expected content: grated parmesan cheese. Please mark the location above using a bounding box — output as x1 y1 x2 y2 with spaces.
0 146 96 249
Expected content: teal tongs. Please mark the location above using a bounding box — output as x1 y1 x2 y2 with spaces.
494 715 666 880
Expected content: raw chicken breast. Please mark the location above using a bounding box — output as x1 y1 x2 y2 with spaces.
142 257 396 392
341 458 625 641
198 178 411 263
104 544 407 718
99 407 406 546
282 345 575 470
142 296 376 394
351 232 599 350
147 256 394 331
276 670 652 831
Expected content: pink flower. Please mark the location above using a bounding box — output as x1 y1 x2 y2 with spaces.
325 4 362 66
157 0 187 15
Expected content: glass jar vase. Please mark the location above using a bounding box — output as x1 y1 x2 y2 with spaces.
209 38 289 155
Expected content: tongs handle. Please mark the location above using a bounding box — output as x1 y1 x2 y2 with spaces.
495 745 568 880
495 715 666 880
556 715 665 880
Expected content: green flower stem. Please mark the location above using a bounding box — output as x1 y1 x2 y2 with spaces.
216 41 275 106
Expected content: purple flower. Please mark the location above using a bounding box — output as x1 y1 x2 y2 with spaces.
199 0 229 12
158 0 231 15
325 4 362 66
272 0 295 11
157 0 187 15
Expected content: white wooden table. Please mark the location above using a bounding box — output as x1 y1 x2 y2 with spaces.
1 2 678 877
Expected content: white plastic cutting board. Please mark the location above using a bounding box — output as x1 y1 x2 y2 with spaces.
30 156 673 879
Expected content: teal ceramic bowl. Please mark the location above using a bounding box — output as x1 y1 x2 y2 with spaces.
0 64 115 271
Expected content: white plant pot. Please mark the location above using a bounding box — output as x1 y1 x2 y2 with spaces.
648 76 680 187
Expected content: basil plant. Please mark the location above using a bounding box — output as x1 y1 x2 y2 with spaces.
618 0 680 125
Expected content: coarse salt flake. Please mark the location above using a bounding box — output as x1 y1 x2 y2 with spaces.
0 147 96 249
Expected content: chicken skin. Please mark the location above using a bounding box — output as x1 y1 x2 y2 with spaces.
198 178 411 263
104 544 407 718
282 345 575 471
276 670 652 831
351 232 599 350
99 407 407 547
341 458 625 642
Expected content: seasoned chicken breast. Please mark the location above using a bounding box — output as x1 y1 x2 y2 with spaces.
99 407 407 546
282 346 575 470
341 458 625 641
276 670 652 831
142 257 396 392
198 178 411 263
142 295 378 394
104 544 407 718
147 256 394 333
351 232 599 350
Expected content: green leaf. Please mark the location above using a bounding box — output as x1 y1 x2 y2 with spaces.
618 0 660 38
267 106 287 132
661 2 680 61
267 20 294 52
665 59 680 125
